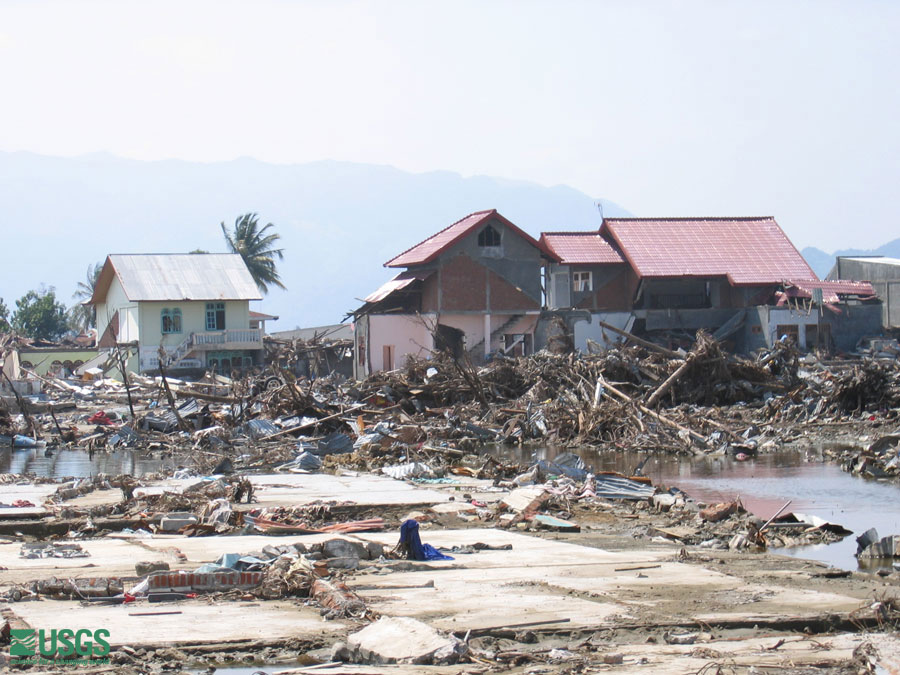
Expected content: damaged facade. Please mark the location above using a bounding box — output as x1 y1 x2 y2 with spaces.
351 210 558 378
89 254 267 375
828 256 900 330
541 216 881 353
353 213 883 373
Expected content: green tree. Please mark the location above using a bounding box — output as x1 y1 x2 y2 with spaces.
13 287 69 341
221 213 286 294
0 297 10 333
69 261 103 332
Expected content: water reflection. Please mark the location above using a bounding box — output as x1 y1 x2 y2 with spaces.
0 447 173 478
490 445 900 571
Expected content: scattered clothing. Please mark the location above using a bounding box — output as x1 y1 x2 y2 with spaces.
398 519 454 561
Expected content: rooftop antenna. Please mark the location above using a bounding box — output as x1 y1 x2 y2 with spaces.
595 201 605 221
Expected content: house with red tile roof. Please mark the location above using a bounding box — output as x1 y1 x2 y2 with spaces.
540 217 881 353
350 210 557 376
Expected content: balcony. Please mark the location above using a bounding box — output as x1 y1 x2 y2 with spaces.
191 329 263 351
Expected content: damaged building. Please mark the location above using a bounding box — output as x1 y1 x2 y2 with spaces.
350 210 558 378
540 217 882 353
353 213 884 373
89 254 269 375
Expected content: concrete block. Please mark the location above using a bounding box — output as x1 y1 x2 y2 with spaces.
135 561 170 576
344 616 466 665
159 512 198 532
500 487 548 513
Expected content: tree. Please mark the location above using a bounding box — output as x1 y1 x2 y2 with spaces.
13 287 69 341
0 297 10 333
69 261 103 332
221 213 286 294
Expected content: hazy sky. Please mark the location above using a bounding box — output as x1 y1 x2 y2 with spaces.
1 0 898 251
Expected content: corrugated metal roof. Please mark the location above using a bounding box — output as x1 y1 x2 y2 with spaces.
841 256 900 267
384 209 558 268
93 254 262 303
601 217 818 285
539 232 625 264
364 270 433 303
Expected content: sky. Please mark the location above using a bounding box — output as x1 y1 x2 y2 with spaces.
1 0 899 252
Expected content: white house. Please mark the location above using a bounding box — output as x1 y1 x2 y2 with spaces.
89 254 266 374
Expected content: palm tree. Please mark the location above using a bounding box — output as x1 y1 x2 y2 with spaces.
70 262 103 331
221 213 286 294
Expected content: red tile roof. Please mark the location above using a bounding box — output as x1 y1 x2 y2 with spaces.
601 217 818 285
385 209 558 267
539 232 625 265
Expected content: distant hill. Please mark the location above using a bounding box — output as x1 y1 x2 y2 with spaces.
802 238 900 278
0 151 629 328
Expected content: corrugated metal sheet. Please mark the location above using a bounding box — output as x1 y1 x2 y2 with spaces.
364 270 434 303
106 254 261 302
540 232 625 264
601 217 818 285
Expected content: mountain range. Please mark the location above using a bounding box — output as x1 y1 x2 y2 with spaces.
1 150 895 330
0 151 628 328
801 240 900 279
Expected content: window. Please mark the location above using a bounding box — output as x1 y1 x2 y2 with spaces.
477 225 501 247
206 302 225 331
161 308 182 334
573 271 592 292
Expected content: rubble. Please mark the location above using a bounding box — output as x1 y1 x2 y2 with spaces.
2 328 900 673
337 616 467 665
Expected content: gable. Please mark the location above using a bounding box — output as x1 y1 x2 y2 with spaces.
385 209 558 268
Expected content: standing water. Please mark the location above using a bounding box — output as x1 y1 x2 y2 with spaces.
5 445 900 571
497 446 900 572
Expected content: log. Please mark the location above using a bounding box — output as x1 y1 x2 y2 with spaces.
594 319 680 358
174 388 241 404
259 404 364 440
598 376 707 446
646 356 694 408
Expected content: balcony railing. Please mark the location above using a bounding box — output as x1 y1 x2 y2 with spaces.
191 329 263 350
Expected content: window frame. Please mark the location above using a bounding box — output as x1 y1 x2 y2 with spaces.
206 302 225 331
477 225 501 248
161 307 183 334
573 270 593 292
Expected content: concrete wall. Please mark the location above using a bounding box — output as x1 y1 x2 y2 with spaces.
17 349 99 376
754 304 883 352
442 216 545 302
547 263 630 311
138 300 251 349
364 313 434 373
96 277 139 343
358 311 541 376
829 258 900 328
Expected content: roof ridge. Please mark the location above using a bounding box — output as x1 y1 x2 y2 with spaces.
604 216 774 222
383 209 496 267
541 230 604 236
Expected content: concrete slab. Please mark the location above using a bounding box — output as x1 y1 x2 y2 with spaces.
246 472 451 508
8 599 344 647
0 537 177 585
591 632 900 674
0 483 56 518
